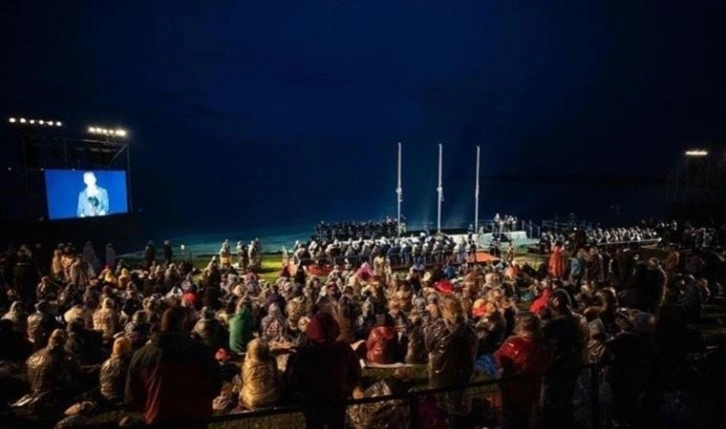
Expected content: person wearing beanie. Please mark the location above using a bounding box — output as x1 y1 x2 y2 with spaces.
288 311 361 429
99 336 132 406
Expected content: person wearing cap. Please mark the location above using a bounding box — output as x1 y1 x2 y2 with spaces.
288 311 361 429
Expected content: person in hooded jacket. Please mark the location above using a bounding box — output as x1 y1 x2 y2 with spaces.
424 295 478 429
2 300 28 334
405 315 427 364
260 303 288 343
65 317 103 366
229 298 253 355
192 306 227 351
23 329 81 414
288 311 361 429
99 336 132 407
125 306 222 429
541 289 588 429
240 338 283 410
93 297 119 342
27 300 59 351
365 313 400 364
495 311 551 429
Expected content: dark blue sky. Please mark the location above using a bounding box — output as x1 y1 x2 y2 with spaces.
2 1 724 234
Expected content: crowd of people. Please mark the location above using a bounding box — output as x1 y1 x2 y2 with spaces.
314 219 401 242
0 225 723 429
289 232 478 269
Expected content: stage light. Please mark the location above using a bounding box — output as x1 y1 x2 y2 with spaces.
9 117 16 123
685 150 708 157
20 118 26 123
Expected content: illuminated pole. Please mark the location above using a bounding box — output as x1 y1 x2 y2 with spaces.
474 145 480 233
437 143 443 234
396 142 403 237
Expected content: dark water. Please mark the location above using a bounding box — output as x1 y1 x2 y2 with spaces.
145 180 668 253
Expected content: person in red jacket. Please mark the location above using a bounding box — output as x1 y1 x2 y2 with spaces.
548 242 566 279
365 314 399 364
289 311 361 429
495 311 551 429
529 280 552 316
125 307 222 429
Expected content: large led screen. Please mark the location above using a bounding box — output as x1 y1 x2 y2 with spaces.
45 169 129 220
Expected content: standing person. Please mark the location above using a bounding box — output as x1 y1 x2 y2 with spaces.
541 290 587 429
105 243 116 271
143 242 156 270
289 311 361 429
125 307 221 429
425 295 478 429
548 242 566 279
163 241 173 265
495 312 551 429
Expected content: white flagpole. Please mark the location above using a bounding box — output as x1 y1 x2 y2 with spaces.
474 145 480 233
437 143 443 234
396 142 403 237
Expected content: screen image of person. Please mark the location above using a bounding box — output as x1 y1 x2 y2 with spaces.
77 171 109 217
45 169 128 220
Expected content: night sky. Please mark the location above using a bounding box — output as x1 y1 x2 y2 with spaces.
2 1 725 237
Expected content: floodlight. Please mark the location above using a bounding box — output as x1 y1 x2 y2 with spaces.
685 150 708 157
29 119 35 124
88 127 96 133
9 117 16 123
39 120 45 125
115 129 127 137
56 121 62 126
20 118 26 123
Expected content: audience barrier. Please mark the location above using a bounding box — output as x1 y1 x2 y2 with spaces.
211 363 605 429
211 345 723 429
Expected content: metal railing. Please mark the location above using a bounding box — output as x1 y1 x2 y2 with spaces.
211 363 605 429
211 345 724 429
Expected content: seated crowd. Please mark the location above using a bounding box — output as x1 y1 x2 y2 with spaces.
0 230 723 429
